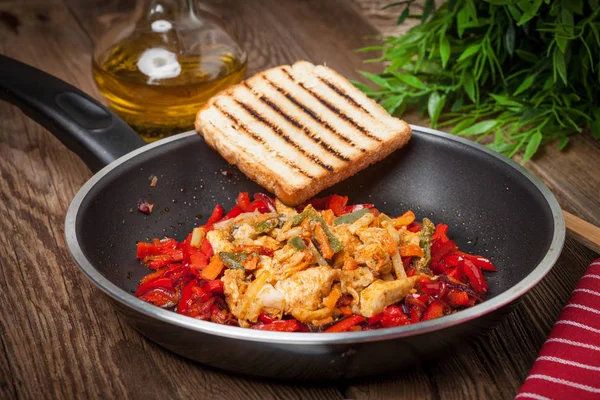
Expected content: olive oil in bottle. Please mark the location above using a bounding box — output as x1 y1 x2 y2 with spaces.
92 0 247 142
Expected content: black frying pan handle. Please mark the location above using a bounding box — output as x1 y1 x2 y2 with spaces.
0 55 146 172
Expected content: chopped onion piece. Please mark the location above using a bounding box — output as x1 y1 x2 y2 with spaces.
257 284 285 310
138 200 154 215
391 249 406 279
308 241 328 266
190 227 206 248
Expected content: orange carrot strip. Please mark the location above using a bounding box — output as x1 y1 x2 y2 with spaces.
313 223 334 259
400 244 424 258
200 256 225 280
392 210 416 228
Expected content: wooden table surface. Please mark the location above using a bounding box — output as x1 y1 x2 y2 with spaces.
1 1 599 399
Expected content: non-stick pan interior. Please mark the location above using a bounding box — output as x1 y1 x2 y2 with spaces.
76 129 555 299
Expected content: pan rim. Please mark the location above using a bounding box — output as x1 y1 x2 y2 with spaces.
65 126 565 345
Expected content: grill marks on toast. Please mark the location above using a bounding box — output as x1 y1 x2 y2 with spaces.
233 99 335 172
260 76 366 153
281 68 383 143
316 76 369 114
212 103 315 179
242 82 352 163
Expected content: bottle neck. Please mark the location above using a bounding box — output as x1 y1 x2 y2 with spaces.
137 0 200 22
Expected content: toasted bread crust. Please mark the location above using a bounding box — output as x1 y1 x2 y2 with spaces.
195 62 411 205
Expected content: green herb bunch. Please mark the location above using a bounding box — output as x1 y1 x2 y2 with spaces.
357 0 600 162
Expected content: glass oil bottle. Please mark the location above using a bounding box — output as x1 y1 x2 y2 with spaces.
92 0 247 141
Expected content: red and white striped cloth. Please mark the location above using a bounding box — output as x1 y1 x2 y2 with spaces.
516 258 600 400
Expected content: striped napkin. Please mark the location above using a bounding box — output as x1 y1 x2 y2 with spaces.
516 258 600 400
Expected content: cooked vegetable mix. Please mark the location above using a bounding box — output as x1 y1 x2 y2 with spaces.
135 193 496 332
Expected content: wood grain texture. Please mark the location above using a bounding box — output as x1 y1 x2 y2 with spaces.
564 211 600 255
0 0 598 399
0 1 344 399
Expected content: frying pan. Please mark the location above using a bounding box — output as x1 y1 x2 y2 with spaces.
0 55 565 379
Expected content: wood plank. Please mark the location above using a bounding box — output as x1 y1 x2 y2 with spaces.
0 1 344 399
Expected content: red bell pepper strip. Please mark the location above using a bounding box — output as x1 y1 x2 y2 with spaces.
139 266 168 286
407 222 422 232
445 264 466 281
186 238 213 272
191 284 212 302
457 252 497 271
297 196 332 211
422 300 444 321
223 205 243 220
136 238 182 259
403 257 414 276
205 279 224 294
236 192 252 212
249 200 270 213
205 204 225 230
430 261 447 274
444 254 463 267
189 252 210 273
138 289 179 308
135 278 174 296
432 223 449 242
177 280 223 318
410 307 422 323
420 281 445 296
464 259 489 294
178 279 197 315
143 254 179 269
469 256 497 271
406 294 428 310
179 233 193 266
163 264 190 283
258 313 275 324
325 315 365 332
431 239 458 264
380 305 410 327
253 193 276 212
138 263 187 286
253 319 301 332
367 313 383 325
136 242 156 259
446 289 470 306
328 194 348 216
199 238 214 258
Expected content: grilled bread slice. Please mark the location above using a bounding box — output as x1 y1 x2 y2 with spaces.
195 61 411 205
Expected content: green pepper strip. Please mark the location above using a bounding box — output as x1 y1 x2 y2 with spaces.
219 252 248 270
318 219 343 254
291 206 317 226
413 218 435 272
290 206 343 254
288 236 306 250
255 218 278 234
333 208 371 225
